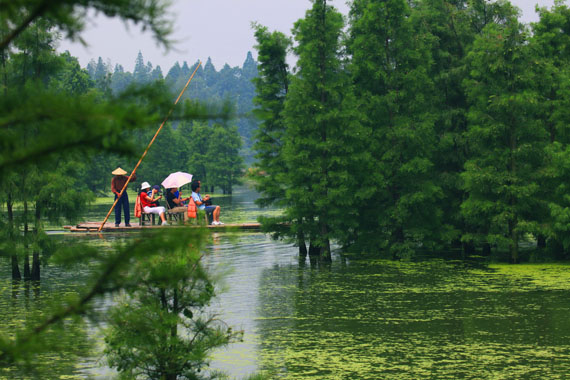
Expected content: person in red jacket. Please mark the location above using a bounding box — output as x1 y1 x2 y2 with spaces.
139 182 168 226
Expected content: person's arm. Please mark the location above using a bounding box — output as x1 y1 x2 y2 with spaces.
111 178 119 196
193 194 204 206
150 190 162 201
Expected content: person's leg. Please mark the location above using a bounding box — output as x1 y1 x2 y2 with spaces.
214 206 220 222
205 206 215 224
114 194 121 226
123 193 131 226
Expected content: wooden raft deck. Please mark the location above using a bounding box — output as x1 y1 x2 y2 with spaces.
63 221 261 233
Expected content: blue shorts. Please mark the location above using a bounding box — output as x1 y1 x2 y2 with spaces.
205 205 218 214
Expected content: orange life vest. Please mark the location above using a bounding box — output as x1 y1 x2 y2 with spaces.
135 194 142 218
188 198 197 219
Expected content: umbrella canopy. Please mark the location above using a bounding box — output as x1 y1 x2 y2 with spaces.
161 172 193 189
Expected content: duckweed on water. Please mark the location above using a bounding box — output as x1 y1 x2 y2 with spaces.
4 232 570 379
487 263 570 291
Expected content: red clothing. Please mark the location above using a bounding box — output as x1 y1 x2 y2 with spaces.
111 173 136 195
139 193 155 208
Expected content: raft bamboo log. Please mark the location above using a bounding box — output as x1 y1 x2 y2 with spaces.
98 61 202 232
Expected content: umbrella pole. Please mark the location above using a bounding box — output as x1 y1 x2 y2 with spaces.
98 62 202 232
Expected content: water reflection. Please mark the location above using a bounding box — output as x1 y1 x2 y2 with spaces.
0 260 96 379
206 234 570 379
6 182 570 379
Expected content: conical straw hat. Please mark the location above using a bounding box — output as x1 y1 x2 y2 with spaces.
112 167 128 176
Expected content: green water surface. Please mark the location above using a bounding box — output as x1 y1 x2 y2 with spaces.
3 185 570 379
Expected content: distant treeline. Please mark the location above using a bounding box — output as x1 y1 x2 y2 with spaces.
252 0 570 263
86 51 259 155
68 51 251 194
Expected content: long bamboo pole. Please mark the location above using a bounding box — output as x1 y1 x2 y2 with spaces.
98 61 202 232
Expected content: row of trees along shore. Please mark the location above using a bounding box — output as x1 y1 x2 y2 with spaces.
252 0 570 263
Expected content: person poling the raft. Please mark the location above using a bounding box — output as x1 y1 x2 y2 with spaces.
191 181 223 225
111 167 136 227
139 182 168 226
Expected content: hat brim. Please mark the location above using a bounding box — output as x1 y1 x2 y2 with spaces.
112 168 128 175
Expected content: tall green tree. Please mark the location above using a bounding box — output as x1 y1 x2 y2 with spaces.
530 1 570 255
251 24 291 208
281 0 356 260
347 0 441 258
133 50 149 83
461 18 546 262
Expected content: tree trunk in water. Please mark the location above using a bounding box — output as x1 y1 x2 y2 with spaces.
31 253 40 281
462 241 475 258
298 230 307 258
308 242 321 257
24 255 31 280
320 222 331 262
509 219 519 264
537 235 546 250
32 203 41 281
298 231 307 265
299 241 308 259
7 193 14 225
12 256 21 281
7 194 21 280
393 226 405 260
23 198 31 280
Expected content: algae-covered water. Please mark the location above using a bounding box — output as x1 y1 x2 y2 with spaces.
3 185 570 379
206 236 570 379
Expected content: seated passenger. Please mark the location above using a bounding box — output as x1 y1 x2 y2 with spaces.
173 189 187 205
166 187 190 221
139 182 168 226
191 181 223 225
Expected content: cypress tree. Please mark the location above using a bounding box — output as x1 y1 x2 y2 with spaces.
252 24 291 208
165 61 181 85
282 0 353 260
461 18 547 263
348 0 441 258
529 2 570 256
133 50 148 83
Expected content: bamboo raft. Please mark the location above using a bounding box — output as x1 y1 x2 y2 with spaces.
64 221 261 233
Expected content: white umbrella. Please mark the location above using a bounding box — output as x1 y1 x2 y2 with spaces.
161 172 193 189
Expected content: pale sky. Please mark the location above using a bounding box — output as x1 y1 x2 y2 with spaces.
58 0 557 72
